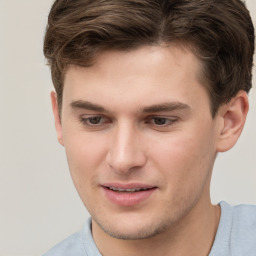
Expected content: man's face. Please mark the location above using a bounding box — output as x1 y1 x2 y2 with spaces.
57 46 220 239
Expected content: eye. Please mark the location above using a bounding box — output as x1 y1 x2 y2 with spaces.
152 117 169 126
79 115 110 127
146 116 178 128
86 116 102 125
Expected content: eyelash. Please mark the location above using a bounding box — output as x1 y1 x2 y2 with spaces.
80 116 109 126
146 116 178 127
79 115 178 129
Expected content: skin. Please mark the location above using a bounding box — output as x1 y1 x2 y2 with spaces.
51 45 248 256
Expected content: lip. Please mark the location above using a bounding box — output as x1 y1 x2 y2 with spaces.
102 183 157 206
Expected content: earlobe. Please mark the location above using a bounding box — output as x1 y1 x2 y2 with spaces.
50 91 64 146
216 91 249 152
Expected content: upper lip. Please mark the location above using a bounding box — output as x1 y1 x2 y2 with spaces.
102 183 156 190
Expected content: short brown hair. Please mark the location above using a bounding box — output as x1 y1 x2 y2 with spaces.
43 0 255 116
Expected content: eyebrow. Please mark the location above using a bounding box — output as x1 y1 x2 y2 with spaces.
70 100 106 112
142 102 190 113
70 100 190 113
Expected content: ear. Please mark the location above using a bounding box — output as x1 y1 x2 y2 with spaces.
50 91 64 146
216 90 249 152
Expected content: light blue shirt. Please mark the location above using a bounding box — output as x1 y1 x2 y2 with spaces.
43 201 256 256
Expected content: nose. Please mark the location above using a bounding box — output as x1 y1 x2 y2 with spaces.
106 122 147 175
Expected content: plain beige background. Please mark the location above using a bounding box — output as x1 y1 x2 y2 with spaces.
0 0 255 255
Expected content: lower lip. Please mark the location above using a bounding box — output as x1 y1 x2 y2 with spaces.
102 187 156 206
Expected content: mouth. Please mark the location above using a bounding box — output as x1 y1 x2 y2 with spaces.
106 186 154 193
102 183 157 206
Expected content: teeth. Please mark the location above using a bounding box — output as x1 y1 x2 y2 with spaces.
108 187 149 192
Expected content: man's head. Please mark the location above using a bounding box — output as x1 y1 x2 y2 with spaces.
44 0 254 245
44 0 254 117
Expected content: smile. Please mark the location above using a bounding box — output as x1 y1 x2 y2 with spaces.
107 187 152 193
102 184 157 206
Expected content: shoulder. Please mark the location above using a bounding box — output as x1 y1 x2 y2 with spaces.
232 203 256 226
210 201 256 256
43 231 86 256
230 203 256 255
231 203 256 247
219 201 256 226
43 218 101 256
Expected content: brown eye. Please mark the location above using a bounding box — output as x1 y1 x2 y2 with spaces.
146 116 178 129
88 117 102 125
80 116 105 126
79 115 112 129
153 117 168 126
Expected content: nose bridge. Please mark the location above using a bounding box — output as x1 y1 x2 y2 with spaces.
106 120 146 174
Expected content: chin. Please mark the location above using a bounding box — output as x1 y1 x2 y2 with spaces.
93 212 173 240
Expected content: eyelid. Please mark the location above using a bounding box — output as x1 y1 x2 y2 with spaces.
145 115 179 127
78 113 179 131
79 114 111 127
147 115 178 121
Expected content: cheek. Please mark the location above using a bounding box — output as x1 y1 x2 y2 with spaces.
151 134 215 216
151 131 215 189
64 130 107 165
64 137 104 210
63 132 108 191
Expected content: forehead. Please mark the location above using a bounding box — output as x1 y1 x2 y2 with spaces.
66 45 202 80
63 45 210 113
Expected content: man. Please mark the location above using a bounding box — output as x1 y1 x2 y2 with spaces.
43 0 255 255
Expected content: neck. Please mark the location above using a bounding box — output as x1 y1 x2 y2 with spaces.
92 197 221 256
